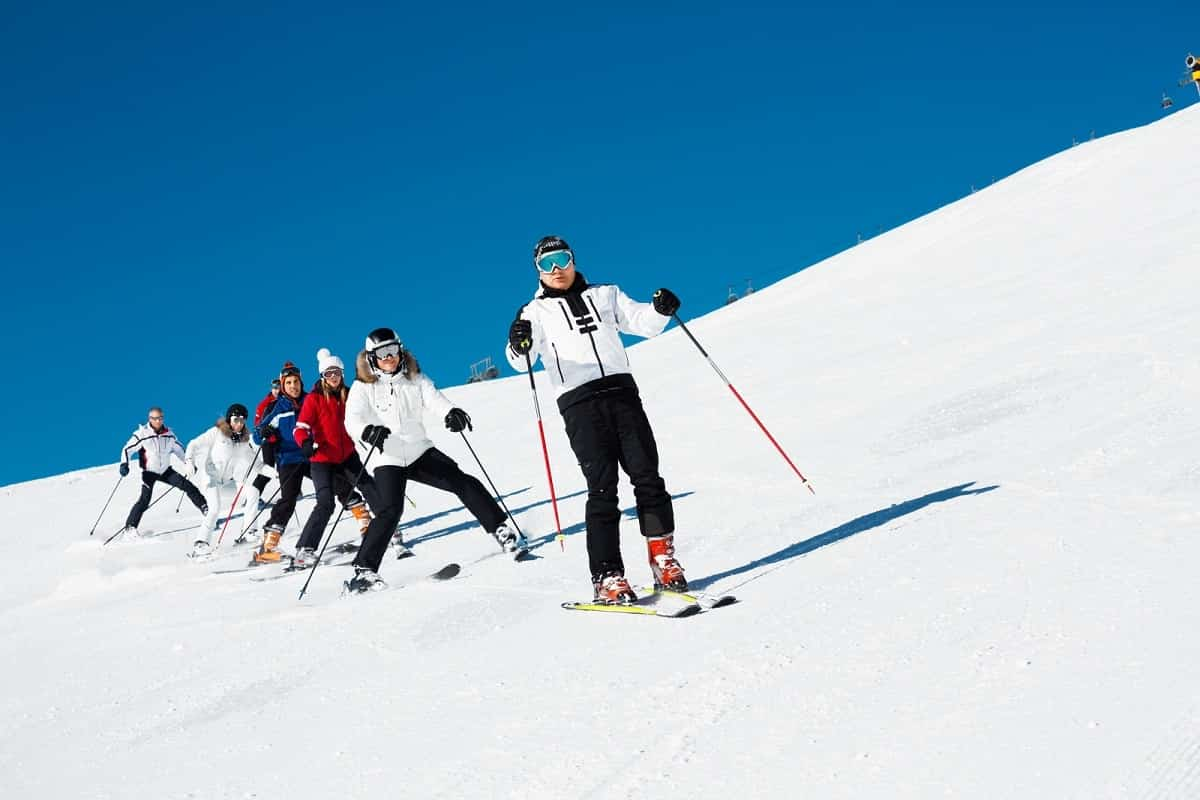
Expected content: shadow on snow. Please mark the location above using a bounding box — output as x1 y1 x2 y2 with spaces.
405 488 697 553
686 481 999 592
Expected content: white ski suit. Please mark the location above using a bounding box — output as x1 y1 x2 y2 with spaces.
184 420 262 541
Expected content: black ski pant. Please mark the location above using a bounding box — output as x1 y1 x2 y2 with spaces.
263 461 309 533
562 390 674 580
295 454 378 551
125 467 206 528
354 449 506 573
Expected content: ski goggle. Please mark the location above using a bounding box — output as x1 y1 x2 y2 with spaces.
322 367 343 378
372 343 402 360
280 366 301 379
229 415 246 423
149 415 164 421
535 250 573 273
271 380 281 389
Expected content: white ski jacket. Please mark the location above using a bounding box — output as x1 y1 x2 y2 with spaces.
345 353 455 469
121 423 185 474
505 277 669 400
185 421 259 487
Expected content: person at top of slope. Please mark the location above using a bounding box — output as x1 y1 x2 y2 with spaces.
505 235 686 605
116 406 208 538
341 327 525 592
250 363 312 564
289 348 380 568
183 403 261 558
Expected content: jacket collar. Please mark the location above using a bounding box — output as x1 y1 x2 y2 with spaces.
537 272 589 299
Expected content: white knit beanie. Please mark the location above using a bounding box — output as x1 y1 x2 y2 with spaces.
317 347 344 374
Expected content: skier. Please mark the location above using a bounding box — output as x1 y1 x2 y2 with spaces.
250 363 310 563
290 348 379 568
117 407 208 537
505 235 686 604
183 403 261 557
342 327 524 592
246 375 284 514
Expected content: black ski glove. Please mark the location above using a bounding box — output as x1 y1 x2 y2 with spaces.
652 288 680 316
300 438 316 458
119 462 129 477
445 408 472 433
362 424 390 450
230 430 244 443
509 319 533 355
257 424 278 443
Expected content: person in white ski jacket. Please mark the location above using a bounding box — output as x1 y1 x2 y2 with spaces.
117 407 208 537
183 403 262 556
502 262 670 399
341 327 523 592
506 235 687 605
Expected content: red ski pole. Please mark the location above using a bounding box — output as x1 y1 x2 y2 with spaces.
524 353 565 549
672 313 815 494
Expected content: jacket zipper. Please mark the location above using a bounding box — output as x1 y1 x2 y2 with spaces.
550 342 565 382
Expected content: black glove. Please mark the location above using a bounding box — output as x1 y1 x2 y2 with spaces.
230 430 245 443
445 408 472 433
508 319 533 355
257 424 278 443
652 288 680 316
300 438 316 458
361 424 391 450
119 462 129 477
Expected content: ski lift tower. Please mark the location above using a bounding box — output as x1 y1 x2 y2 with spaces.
467 356 500 384
1162 92 1174 110
725 284 739 305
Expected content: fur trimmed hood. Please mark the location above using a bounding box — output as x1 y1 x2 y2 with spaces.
355 349 420 383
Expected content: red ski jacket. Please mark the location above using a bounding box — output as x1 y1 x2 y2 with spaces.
293 386 357 464
254 391 279 426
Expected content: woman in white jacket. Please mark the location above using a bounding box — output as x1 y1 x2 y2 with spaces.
342 327 523 592
184 403 262 557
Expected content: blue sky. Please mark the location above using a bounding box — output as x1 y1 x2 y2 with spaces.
0 1 1191 486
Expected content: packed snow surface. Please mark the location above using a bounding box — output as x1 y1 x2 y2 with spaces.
2 107 1198 799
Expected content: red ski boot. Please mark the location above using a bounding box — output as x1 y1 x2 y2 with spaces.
592 571 638 605
647 534 687 591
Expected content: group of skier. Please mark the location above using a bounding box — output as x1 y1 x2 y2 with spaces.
115 236 689 602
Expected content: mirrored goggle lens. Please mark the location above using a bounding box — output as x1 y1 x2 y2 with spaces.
229 415 246 422
281 367 301 378
536 251 573 273
323 367 343 377
373 343 401 360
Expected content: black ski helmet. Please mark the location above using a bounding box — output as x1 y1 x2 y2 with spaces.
533 235 571 267
365 327 400 352
225 403 249 424
365 327 405 372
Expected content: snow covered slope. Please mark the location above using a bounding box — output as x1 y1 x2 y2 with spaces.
2 106 1198 799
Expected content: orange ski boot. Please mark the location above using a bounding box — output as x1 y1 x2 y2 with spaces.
647 534 688 592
